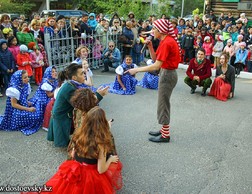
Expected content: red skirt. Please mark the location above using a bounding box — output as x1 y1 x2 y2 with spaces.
21 160 123 194
209 77 231 101
42 99 55 130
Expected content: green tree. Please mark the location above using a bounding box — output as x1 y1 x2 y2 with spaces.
73 0 149 20
0 0 36 15
156 0 173 18
173 0 204 17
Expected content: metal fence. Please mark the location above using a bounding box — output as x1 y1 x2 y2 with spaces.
44 27 123 71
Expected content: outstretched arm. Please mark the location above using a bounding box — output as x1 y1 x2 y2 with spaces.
125 60 163 75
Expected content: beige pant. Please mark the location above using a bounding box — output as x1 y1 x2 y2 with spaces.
157 69 178 125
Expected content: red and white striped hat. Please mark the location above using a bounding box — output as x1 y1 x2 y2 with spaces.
153 19 181 52
153 19 174 35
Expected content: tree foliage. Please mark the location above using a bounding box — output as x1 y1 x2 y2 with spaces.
156 0 173 18
0 0 36 15
173 0 204 17
74 0 204 19
74 0 150 19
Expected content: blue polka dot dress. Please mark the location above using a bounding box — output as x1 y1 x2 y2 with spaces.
105 62 138 95
80 84 97 92
29 66 58 108
137 72 159 90
0 71 44 135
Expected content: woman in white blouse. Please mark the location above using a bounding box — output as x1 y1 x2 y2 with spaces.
0 70 44 135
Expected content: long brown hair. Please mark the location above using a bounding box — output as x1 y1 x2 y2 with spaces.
69 106 113 159
70 88 97 112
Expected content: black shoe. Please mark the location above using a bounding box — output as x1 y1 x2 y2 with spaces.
190 88 196 94
101 69 109 73
149 130 161 136
201 91 206 96
149 135 170 143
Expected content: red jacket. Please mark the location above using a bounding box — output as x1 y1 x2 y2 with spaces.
186 58 212 81
17 52 33 76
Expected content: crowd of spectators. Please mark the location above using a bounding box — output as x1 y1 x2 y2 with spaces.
179 10 252 76
0 10 252 97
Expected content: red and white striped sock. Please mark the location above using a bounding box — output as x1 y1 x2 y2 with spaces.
161 125 170 138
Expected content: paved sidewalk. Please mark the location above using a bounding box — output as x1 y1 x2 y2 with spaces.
0 69 252 194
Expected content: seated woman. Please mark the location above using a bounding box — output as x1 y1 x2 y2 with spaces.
209 53 235 101
137 59 159 90
29 66 58 108
105 55 138 95
42 70 66 131
24 107 123 194
0 70 44 135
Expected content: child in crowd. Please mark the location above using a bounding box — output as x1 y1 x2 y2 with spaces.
29 107 123 194
236 13 248 25
247 45 252 73
132 38 144 66
81 59 96 92
234 42 248 76
233 34 244 53
0 70 44 135
16 44 33 79
223 39 235 66
0 39 16 92
202 36 213 60
181 28 194 64
194 36 203 57
212 35 224 68
87 13 98 31
28 42 44 85
137 59 159 90
72 45 89 65
92 39 102 69
7 36 19 65
106 55 138 95
38 43 49 72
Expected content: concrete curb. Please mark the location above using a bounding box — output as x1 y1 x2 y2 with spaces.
178 63 252 79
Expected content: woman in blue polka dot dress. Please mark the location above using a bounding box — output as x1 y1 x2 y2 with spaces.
107 55 138 95
137 59 159 90
0 70 44 135
29 66 58 110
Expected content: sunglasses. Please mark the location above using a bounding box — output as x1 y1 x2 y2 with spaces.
109 45 114 47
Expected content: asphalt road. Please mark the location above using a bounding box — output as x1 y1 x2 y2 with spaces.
0 68 252 194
